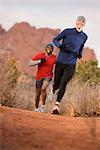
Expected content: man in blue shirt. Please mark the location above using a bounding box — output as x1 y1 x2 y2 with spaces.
52 16 88 114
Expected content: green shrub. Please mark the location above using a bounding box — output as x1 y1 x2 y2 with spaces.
75 60 100 84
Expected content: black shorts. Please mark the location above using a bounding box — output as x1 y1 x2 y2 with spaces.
36 77 52 89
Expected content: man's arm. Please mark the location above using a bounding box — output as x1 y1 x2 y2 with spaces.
77 35 88 59
28 59 41 66
28 58 46 66
28 52 46 66
53 29 66 48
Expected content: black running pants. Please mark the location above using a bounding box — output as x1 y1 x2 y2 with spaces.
53 62 76 102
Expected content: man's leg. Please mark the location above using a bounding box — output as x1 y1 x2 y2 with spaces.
53 64 76 114
57 64 76 103
41 80 50 105
40 79 51 112
53 62 64 93
35 88 41 109
35 79 43 111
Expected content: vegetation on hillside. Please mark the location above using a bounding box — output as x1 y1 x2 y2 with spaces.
0 58 20 106
75 60 100 84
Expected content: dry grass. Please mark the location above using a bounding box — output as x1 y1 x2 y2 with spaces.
0 73 100 117
59 79 100 117
11 73 35 110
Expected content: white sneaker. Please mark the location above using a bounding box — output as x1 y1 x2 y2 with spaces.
40 105 46 113
52 102 60 114
34 108 39 112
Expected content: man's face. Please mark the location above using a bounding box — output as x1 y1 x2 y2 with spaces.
76 19 85 32
45 46 53 55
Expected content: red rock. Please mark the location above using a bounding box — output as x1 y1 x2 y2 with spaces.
82 47 97 61
0 25 5 35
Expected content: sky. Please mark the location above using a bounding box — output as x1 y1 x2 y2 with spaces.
0 0 100 64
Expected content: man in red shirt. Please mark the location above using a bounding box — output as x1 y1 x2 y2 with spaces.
28 43 56 112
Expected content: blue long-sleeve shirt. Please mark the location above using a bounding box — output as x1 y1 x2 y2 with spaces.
53 28 88 64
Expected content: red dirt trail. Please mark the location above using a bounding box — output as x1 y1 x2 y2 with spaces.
0 106 100 150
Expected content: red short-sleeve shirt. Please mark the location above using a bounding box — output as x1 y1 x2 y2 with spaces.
32 52 56 80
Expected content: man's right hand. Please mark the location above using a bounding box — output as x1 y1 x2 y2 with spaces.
41 58 46 63
76 52 82 59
